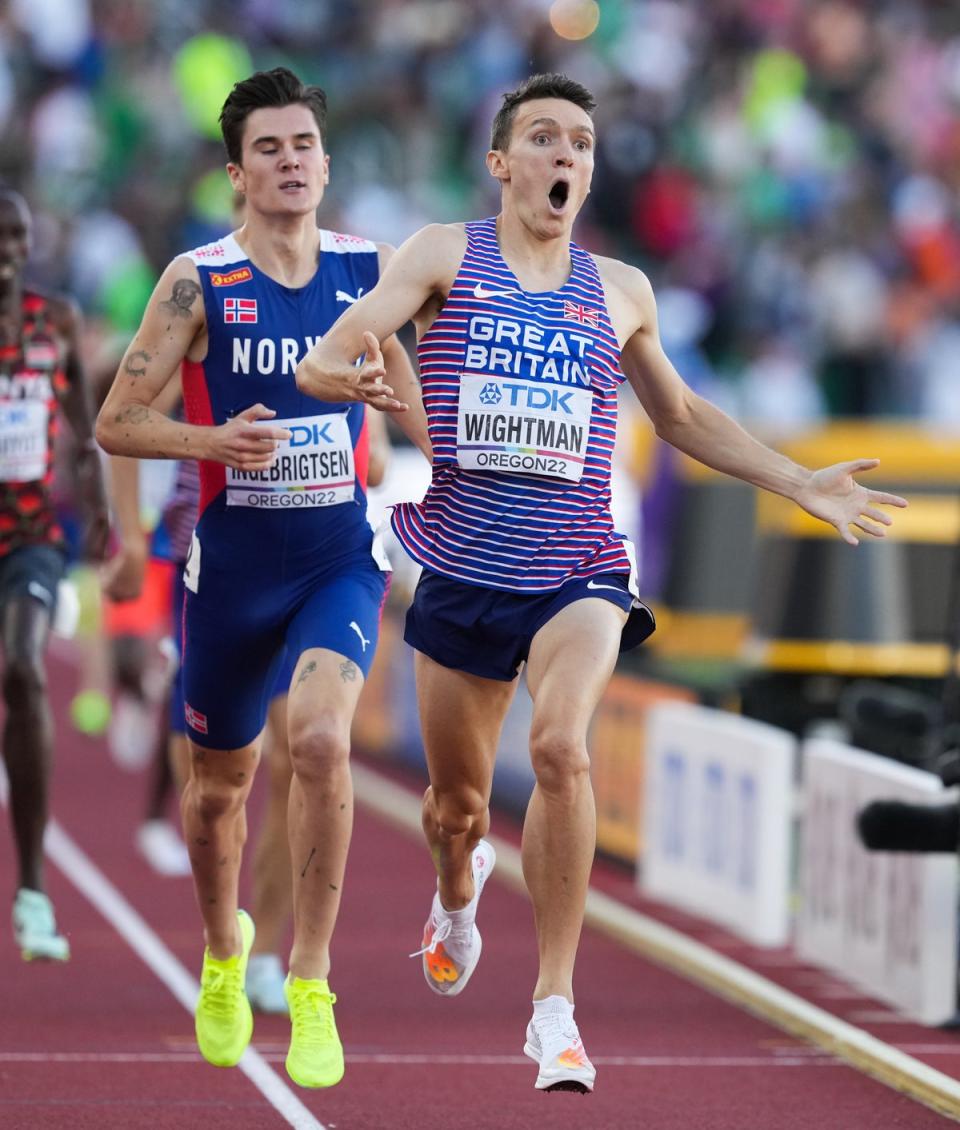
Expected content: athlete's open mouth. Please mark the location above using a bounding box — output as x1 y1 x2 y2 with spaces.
548 180 569 211
280 180 306 190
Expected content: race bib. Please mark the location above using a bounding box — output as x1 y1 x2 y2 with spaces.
226 412 356 509
0 399 48 481
456 374 592 482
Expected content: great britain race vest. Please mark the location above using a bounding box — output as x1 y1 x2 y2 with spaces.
392 217 636 593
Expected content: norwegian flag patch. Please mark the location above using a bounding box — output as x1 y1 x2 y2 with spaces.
184 702 208 734
224 297 258 324
563 300 599 327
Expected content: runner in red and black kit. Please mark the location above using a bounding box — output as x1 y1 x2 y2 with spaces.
0 190 109 962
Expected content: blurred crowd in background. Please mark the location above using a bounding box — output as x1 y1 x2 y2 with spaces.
2 0 960 434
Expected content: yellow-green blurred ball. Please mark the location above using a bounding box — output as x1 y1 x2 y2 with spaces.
172 34 253 140
70 690 112 737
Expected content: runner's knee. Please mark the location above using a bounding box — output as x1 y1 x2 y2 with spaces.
188 769 248 821
187 751 253 820
2 653 46 707
432 785 487 841
529 724 589 798
288 719 350 785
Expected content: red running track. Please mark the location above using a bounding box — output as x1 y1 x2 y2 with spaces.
0 650 957 1129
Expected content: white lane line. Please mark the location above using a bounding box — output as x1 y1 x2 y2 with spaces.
0 1051 844 1068
352 761 960 1124
43 819 325 1130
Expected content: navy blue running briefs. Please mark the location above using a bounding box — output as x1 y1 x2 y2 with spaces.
404 569 655 681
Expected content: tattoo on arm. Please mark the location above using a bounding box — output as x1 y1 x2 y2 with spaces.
114 404 150 425
295 661 317 689
300 847 316 878
124 350 151 377
159 278 201 319
339 660 358 683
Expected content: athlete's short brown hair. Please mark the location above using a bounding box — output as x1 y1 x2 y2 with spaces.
219 67 327 165
490 73 596 152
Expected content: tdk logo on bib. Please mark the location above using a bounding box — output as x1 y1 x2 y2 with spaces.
289 421 335 446
501 383 575 413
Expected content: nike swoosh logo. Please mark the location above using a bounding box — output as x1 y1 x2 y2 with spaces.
473 283 517 300
586 580 623 593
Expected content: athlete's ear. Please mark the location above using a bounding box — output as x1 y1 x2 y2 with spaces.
226 162 246 195
486 149 508 184
322 153 330 185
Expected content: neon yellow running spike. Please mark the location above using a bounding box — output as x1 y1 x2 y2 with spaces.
195 910 255 1067
284 975 344 1088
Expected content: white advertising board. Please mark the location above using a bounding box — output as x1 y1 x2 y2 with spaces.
797 738 959 1026
642 703 795 946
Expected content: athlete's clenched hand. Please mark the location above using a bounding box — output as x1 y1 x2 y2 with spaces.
210 404 292 470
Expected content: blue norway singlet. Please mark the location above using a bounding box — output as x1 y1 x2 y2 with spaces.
180 230 386 580
391 217 635 593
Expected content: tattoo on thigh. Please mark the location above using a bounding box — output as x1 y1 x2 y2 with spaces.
300 847 316 878
339 660 358 683
295 660 317 689
159 278 201 319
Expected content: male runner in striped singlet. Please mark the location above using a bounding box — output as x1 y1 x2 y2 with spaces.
0 189 110 962
96 68 427 1088
296 73 908 1093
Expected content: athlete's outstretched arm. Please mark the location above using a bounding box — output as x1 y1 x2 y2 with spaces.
96 257 290 469
296 224 460 427
614 263 907 545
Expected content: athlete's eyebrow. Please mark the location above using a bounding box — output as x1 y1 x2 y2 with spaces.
525 116 595 140
251 131 318 146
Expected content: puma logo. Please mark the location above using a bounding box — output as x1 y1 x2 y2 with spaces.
336 287 364 304
349 620 371 652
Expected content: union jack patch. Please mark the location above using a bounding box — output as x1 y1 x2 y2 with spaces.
224 297 258 324
563 300 599 327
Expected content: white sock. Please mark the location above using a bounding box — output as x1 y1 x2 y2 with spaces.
533 995 573 1019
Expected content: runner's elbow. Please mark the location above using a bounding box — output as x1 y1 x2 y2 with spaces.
94 406 119 454
294 354 316 397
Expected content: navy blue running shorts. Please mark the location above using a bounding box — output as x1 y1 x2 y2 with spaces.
404 569 655 682
167 565 294 736
182 547 388 749
0 544 65 617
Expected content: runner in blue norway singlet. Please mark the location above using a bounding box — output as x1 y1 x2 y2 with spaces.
178 230 389 748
